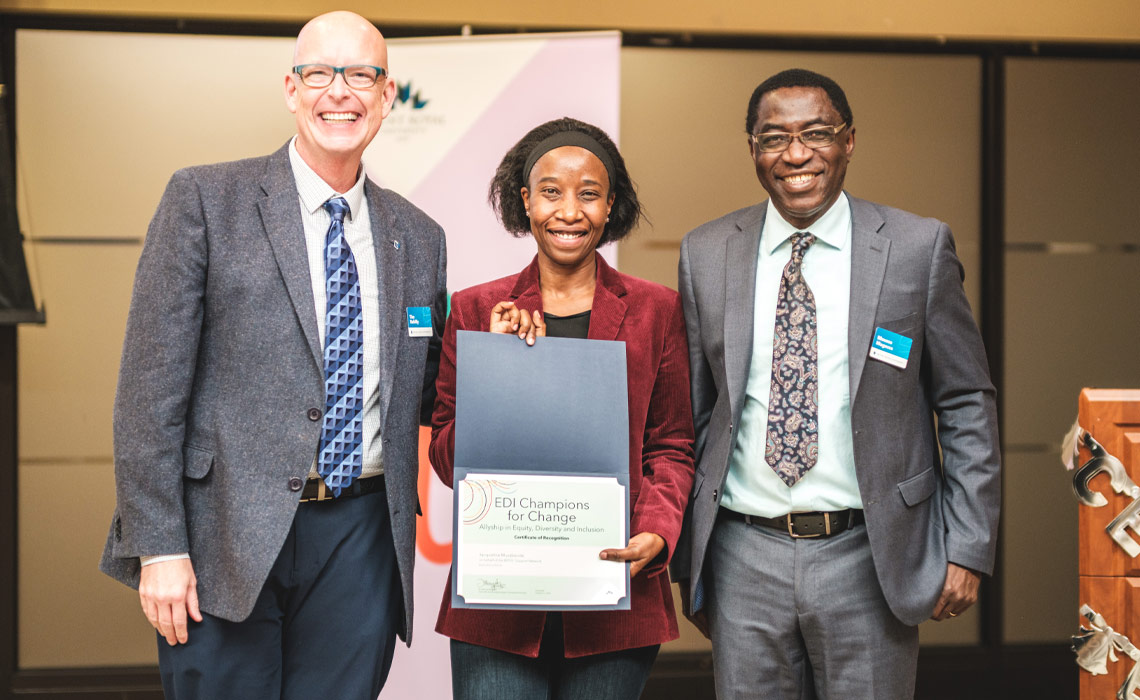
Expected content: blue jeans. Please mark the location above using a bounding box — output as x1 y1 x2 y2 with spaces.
450 613 659 700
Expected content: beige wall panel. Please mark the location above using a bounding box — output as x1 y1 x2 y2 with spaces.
1005 58 1140 245
16 30 296 242
1003 252 1140 445
619 48 980 312
1003 61 1139 644
18 244 140 460
1001 451 1078 643
19 459 156 667
1002 250 1139 642
3 0 1140 43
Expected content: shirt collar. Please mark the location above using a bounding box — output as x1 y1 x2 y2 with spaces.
762 192 851 255
288 136 366 221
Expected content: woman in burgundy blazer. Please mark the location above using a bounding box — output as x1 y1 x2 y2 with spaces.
429 118 695 699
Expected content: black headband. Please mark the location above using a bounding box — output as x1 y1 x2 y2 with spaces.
522 131 617 189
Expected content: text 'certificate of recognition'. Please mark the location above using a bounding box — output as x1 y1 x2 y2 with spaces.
456 473 627 607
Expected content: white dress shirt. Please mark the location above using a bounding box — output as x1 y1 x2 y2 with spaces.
721 193 863 517
288 138 384 480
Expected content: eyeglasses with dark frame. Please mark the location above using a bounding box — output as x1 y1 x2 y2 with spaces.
749 123 848 154
292 64 388 89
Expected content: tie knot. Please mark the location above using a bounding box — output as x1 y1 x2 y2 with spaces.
324 197 350 224
791 232 816 262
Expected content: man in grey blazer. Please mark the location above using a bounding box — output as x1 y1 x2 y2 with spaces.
99 12 446 699
673 69 1000 698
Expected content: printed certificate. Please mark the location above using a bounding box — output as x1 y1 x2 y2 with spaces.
455 472 628 607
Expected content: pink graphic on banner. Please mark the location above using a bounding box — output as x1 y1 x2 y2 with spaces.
379 33 619 700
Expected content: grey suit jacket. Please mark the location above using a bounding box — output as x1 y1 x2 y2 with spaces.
99 143 447 641
673 194 1000 626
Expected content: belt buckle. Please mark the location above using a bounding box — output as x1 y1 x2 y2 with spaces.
300 479 332 503
786 512 829 538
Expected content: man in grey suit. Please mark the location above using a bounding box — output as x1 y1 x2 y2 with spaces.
673 69 1000 698
99 12 446 699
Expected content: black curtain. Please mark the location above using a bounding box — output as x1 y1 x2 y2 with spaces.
0 56 41 325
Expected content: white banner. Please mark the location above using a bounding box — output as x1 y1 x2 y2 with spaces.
369 32 621 699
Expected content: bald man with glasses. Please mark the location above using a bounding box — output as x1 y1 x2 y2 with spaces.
100 12 446 699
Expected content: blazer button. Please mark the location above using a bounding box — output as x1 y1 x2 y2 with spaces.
307 408 321 421
712 489 719 501
288 476 304 492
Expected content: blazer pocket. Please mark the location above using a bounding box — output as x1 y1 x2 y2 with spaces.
879 311 919 336
897 467 937 507
182 444 215 480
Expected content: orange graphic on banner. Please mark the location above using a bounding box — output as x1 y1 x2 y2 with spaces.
416 425 452 564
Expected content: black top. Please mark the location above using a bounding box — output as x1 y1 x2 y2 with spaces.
543 309 591 339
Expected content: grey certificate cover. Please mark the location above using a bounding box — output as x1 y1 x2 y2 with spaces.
451 330 631 611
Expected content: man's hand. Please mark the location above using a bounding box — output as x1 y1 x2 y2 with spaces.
599 532 665 578
489 301 545 346
678 579 710 639
930 562 981 621
139 558 202 645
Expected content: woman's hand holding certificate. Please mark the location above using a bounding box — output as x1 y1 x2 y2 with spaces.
599 532 666 578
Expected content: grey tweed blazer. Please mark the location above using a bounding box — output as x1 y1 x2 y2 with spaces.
672 194 1000 626
99 143 447 642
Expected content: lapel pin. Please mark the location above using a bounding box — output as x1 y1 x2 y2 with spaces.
392 240 401 251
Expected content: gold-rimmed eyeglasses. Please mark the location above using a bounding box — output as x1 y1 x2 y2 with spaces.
750 123 848 154
292 64 387 89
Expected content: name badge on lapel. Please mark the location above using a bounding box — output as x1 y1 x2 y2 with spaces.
407 307 432 337
868 327 912 369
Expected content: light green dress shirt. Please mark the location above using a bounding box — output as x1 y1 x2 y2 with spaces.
721 194 863 517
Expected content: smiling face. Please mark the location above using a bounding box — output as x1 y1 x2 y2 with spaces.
521 146 614 274
285 12 396 178
749 86 855 230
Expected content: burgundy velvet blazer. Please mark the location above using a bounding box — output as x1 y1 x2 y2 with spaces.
429 255 695 657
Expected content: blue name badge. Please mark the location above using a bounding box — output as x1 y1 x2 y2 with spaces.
406 306 433 338
868 327 913 370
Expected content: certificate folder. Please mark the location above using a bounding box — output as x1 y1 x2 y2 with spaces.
451 330 631 611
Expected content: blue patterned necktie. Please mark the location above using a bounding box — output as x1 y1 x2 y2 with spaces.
317 197 363 497
765 232 819 487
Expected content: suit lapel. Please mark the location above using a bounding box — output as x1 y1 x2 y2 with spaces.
366 181 404 431
507 257 543 312
588 255 627 341
724 204 765 418
257 144 323 372
847 195 890 404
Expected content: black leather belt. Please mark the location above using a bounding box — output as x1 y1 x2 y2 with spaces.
720 507 863 538
299 475 385 503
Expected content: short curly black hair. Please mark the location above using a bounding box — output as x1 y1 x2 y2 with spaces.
745 69 854 135
488 117 643 245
